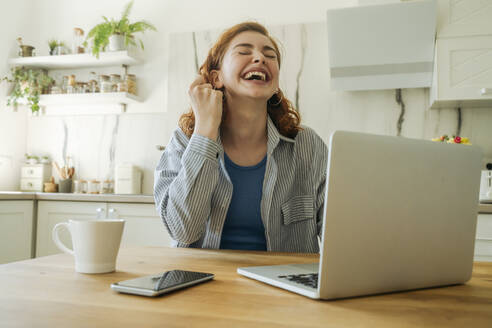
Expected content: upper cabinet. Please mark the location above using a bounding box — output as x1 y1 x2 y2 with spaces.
430 35 492 109
430 0 492 109
437 0 492 38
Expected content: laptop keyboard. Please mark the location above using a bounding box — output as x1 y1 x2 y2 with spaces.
278 273 318 289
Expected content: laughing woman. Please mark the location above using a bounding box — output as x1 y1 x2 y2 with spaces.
154 22 328 252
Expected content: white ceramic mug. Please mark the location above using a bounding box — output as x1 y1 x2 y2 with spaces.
52 219 125 274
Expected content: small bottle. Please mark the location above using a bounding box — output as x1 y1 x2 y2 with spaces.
79 179 88 193
67 75 76 94
61 75 69 93
72 27 85 54
109 74 121 92
125 74 137 95
99 75 111 93
88 180 101 194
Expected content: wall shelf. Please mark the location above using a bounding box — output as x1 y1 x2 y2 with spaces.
18 92 141 115
39 92 140 106
8 50 140 69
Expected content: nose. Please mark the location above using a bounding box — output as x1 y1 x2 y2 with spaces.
253 51 266 64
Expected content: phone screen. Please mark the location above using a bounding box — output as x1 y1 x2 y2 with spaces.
116 270 213 291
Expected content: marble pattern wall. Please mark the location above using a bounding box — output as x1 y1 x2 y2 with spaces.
168 22 492 163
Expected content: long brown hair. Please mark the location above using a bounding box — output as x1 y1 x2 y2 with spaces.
179 22 302 139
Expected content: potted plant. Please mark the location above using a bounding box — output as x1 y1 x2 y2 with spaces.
48 39 66 55
85 0 157 58
25 154 40 165
41 155 51 164
1 67 54 113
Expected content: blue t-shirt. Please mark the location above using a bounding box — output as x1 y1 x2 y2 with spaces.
219 152 267 251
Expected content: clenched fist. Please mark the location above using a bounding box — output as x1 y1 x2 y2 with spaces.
188 75 223 140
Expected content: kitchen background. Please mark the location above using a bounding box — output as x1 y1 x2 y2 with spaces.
1 0 492 194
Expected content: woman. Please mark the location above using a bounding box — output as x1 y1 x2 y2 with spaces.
154 22 327 253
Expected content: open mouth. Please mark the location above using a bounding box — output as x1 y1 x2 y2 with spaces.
242 71 269 82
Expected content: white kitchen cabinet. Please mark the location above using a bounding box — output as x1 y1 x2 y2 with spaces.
430 35 492 109
36 201 171 257
0 200 35 264
430 0 492 109
437 0 492 38
36 201 106 257
475 213 492 262
106 203 172 247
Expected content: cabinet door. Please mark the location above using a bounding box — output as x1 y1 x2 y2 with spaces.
437 0 492 38
436 36 492 103
475 214 492 262
36 201 107 257
0 201 34 264
107 203 172 247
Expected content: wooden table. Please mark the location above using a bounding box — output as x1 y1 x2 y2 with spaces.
1 247 491 328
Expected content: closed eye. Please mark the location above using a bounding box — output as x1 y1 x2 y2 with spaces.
238 50 276 58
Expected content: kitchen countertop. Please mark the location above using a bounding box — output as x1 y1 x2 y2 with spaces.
479 203 492 214
0 191 154 203
1 191 491 210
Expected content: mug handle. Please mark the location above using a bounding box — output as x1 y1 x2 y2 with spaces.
52 222 74 255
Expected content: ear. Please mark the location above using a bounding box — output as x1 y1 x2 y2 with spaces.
209 70 223 89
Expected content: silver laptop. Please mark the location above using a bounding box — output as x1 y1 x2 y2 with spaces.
237 131 483 300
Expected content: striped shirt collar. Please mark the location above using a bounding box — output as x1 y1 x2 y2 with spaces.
267 115 295 154
217 115 296 155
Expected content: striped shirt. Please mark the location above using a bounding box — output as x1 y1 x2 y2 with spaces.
154 115 328 253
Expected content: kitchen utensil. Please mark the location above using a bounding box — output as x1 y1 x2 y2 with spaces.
53 161 65 179
44 176 58 192
59 179 72 193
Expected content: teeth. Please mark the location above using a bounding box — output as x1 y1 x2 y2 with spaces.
244 71 266 81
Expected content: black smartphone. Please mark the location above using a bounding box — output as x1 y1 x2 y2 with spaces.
111 270 214 297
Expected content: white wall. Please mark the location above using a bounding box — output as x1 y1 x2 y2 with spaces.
0 0 36 190
1 0 491 194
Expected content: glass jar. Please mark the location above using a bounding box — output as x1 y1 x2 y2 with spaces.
88 80 98 93
61 75 69 94
109 74 121 92
99 75 112 93
73 180 83 193
117 80 128 93
67 74 76 94
79 180 88 194
72 27 85 54
88 180 101 194
125 74 137 95
50 86 62 94
76 82 85 93
101 180 114 194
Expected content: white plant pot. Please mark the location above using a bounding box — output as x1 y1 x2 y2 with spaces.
108 34 125 52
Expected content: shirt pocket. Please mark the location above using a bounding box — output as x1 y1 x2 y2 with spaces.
281 195 314 225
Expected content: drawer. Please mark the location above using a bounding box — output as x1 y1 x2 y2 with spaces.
20 178 43 192
476 214 492 239
475 239 492 258
21 166 44 178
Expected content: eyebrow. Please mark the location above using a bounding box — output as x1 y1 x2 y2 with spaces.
233 43 276 53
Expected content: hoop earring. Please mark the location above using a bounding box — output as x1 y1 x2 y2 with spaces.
268 90 283 107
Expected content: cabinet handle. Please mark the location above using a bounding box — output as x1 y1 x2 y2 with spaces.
29 169 34 174
28 182 33 187
96 207 105 219
108 208 119 219
481 88 491 96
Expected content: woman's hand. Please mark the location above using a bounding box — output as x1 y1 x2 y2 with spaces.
188 75 223 140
